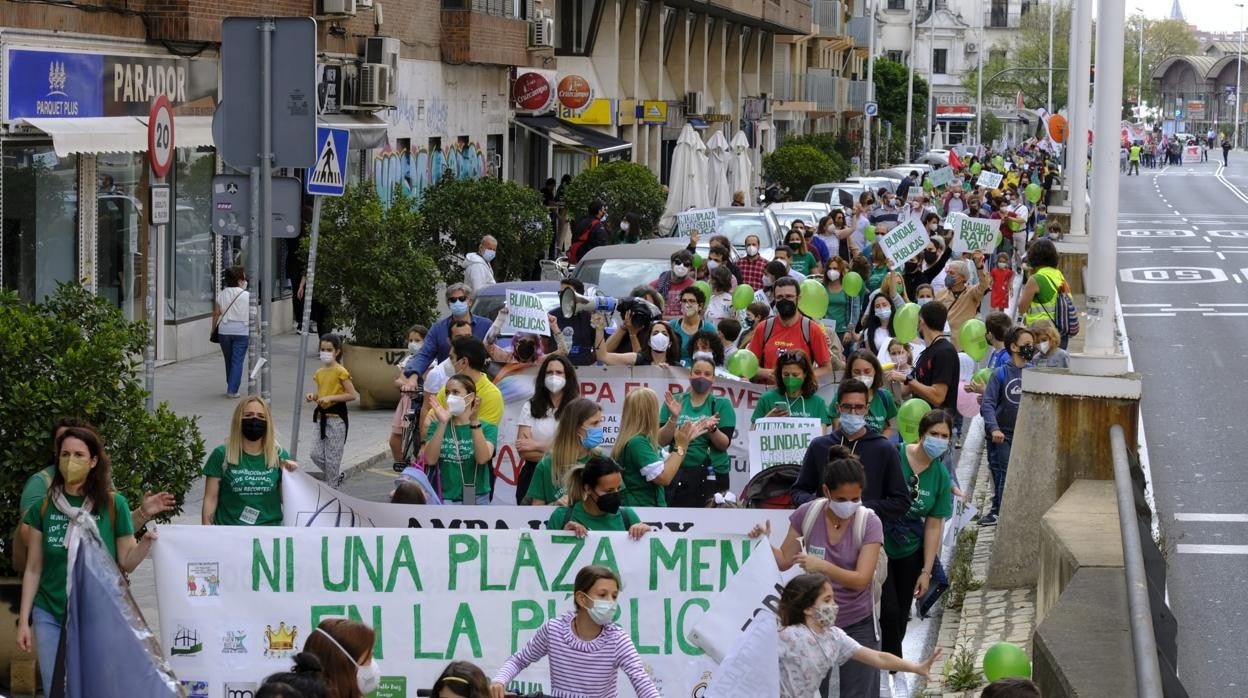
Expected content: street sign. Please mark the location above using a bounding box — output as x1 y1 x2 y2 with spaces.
220 17 317 169
211 174 303 238
149 184 171 225
864 101 879 117
306 126 349 196
148 95 174 178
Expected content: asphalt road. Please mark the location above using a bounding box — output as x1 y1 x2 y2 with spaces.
1118 151 1248 696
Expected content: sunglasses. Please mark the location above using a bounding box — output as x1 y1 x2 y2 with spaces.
447 295 468 303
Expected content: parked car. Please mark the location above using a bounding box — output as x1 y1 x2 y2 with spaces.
854 174 903 193
668 207 781 256
805 182 869 209
769 201 834 230
571 240 691 302
470 281 599 348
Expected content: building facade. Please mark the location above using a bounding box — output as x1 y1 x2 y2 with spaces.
1153 42 1248 143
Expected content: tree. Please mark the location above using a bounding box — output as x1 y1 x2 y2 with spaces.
873 58 929 157
964 4 1072 112
562 161 666 240
0 284 205 574
780 133 852 182
1125 17 1198 108
982 112 1004 144
763 144 838 199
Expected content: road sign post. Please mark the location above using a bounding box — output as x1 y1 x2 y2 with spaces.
146 95 174 412
290 126 350 459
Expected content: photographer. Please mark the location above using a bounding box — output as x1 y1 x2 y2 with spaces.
596 299 677 368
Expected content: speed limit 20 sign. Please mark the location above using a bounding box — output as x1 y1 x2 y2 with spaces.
148 95 175 179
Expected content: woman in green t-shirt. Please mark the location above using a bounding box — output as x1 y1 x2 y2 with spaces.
547 456 651 539
422 374 498 505
612 388 708 507
203 396 298 526
881 410 953 661
658 357 736 507
524 398 602 505
18 427 155 698
831 350 898 440
751 349 830 429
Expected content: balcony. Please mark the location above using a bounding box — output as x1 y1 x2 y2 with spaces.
441 8 531 66
762 0 814 35
985 8 1021 29
813 0 847 37
806 69 847 112
848 17 871 48
848 79 869 112
772 71 807 102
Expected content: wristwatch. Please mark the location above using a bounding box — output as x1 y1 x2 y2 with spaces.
672 445 686 456
469 423 482 430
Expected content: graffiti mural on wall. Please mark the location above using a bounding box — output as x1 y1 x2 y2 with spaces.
374 143 486 208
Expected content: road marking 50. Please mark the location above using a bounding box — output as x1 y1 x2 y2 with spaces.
1118 267 1228 283
1117 229 1196 237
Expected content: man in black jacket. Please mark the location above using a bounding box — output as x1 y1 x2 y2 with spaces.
790 379 911 522
567 199 609 264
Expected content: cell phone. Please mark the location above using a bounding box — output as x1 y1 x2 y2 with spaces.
772 403 790 416
461 482 476 505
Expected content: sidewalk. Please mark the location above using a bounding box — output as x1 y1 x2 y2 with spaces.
129 330 396 638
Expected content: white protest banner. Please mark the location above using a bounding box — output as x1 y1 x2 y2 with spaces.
503 290 551 337
688 539 796 664
477 365 837 505
746 418 823 477
976 170 1004 189
929 166 953 189
876 219 929 270
153 525 760 698
281 471 795 544
675 208 719 237
946 212 1000 255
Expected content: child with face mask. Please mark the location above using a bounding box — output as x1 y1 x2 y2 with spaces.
303 618 381 698
306 333 358 488
491 565 660 698
421 375 497 505
546 456 652 537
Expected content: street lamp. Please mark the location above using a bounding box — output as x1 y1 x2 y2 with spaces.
1237 3 1244 150
1135 7 1144 110
905 0 918 158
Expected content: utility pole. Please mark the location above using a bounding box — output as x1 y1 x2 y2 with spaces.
865 0 876 169
1237 4 1244 149
1135 8 1145 109
976 0 984 146
926 5 935 152
905 0 918 160
1067 0 1093 237
1046 0 1055 113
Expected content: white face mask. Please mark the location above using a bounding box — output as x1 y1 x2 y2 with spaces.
357 660 382 695
620 221 631 231
446 394 467 416
544 374 566 393
827 499 861 519
1038 340 1051 355
407 341 422 355
826 270 841 282
481 248 496 262
746 244 759 257
319 351 334 365
813 602 838 627
890 354 908 367
672 263 689 278
707 260 720 271
649 332 671 352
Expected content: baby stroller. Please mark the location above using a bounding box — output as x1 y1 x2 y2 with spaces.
738 464 802 509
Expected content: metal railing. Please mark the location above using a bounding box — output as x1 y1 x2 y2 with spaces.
1109 424 1164 698
813 0 845 36
984 8 1020 28
848 16 870 47
805 69 840 111
772 71 806 102
848 79 869 110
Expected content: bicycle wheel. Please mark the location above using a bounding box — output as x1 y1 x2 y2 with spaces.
399 413 422 469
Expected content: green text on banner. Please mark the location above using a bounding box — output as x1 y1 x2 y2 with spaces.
504 290 552 336
746 418 824 477
877 219 929 269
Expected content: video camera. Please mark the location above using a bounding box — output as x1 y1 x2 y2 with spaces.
559 288 659 330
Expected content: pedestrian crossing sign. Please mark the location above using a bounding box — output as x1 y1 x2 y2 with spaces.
306 126 349 196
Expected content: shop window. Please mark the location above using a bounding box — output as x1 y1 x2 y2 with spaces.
2 144 78 302
166 148 215 321
96 153 145 321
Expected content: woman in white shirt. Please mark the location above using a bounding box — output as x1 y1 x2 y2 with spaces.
514 355 580 502
213 265 250 398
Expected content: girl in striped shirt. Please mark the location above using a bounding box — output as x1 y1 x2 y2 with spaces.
490 565 660 698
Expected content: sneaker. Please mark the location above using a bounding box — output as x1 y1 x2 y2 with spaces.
979 512 998 527
226 392 239 399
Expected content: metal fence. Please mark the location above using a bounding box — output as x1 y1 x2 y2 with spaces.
813 0 845 36
848 79 869 111
848 17 870 47
806 70 840 111
772 71 806 102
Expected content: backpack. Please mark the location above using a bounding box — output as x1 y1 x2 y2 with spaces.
1035 272 1080 337
799 499 889 634
566 216 603 264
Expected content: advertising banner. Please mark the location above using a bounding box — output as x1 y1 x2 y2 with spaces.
153 525 768 698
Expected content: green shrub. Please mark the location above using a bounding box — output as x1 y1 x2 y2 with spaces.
782 133 852 181
0 284 204 572
763 144 840 200
311 182 441 347
562 161 666 240
418 177 551 284
943 644 984 692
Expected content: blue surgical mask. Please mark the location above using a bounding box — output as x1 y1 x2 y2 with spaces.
923 436 949 459
449 300 469 316
583 426 605 449
839 413 866 434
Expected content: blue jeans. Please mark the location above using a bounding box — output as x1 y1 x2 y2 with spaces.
32 605 61 698
987 436 1013 516
219 333 249 394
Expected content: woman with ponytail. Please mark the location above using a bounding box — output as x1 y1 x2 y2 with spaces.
547 456 652 539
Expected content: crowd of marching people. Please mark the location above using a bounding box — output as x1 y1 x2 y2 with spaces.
12 142 1065 698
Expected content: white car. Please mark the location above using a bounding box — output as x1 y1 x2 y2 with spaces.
769 201 834 230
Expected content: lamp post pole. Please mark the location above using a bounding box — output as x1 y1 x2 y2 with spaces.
1047 0 1054 113
905 0 918 159
1135 8 1144 108
976 0 984 146
1237 4 1244 149
866 0 876 169
1066 0 1093 237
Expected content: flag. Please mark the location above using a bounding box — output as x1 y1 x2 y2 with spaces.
949 149 964 171
62 529 181 698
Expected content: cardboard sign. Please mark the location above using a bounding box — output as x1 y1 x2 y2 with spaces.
746 418 824 477
503 290 552 337
877 219 930 269
976 171 1004 189
946 212 1000 255
675 208 719 237
929 166 954 189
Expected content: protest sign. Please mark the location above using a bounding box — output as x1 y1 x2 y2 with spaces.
929 166 953 189
153 525 762 697
946 212 1000 255
746 418 823 477
976 171 1004 189
503 290 552 337
675 208 719 237
877 219 929 269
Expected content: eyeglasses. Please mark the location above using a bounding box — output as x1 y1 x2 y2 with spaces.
446 295 468 303
837 403 868 414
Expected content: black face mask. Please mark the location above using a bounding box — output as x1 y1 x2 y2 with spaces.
1017 345 1038 360
775 298 798 319
787 241 802 251
923 250 939 264
595 491 622 514
241 417 268 442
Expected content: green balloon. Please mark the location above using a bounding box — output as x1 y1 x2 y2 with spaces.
1008 219 1023 232
1026 182 1043 203
727 348 760 379
898 398 932 444
993 155 1005 171
894 302 920 344
692 280 712 303
923 179 934 192
692 253 705 269
983 642 1032 682
864 224 877 242
971 163 982 176
732 284 755 310
972 367 992 385
842 271 864 297
798 278 829 319
959 319 989 361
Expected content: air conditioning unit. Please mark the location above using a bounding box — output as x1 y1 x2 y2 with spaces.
320 0 356 16
359 63 395 108
685 91 705 115
529 15 554 48
965 42 978 53
364 36 400 71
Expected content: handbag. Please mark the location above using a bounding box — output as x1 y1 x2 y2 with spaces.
211 289 244 344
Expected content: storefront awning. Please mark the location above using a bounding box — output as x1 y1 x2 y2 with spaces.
513 115 632 155
318 112 391 150
18 117 148 157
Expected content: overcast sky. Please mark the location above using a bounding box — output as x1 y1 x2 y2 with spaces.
1132 0 1242 34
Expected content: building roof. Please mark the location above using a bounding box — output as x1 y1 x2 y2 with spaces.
1152 54 1235 81
1170 0 1185 22
1204 41 1241 57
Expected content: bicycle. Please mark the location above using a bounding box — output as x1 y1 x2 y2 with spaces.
395 386 425 472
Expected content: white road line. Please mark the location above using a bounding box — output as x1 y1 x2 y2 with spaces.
1176 545 1248 555
1235 274 1244 283
1175 513 1248 522
1218 251 1228 260
1205 312 1248 316
1123 303 1174 307
1197 303 1248 306
1123 313 1176 317
1205 236 1213 243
